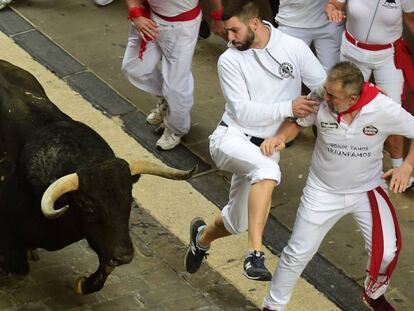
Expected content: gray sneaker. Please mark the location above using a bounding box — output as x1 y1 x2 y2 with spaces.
146 98 168 125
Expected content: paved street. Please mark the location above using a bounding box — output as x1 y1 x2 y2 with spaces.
0 1 413 310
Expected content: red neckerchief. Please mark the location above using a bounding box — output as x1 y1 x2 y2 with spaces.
336 82 379 123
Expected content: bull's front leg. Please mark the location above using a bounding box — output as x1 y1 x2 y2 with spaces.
74 263 114 295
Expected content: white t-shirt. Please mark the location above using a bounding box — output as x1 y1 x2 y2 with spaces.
218 21 326 139
338 0 414 43
148 0 199 17
276 0 330 28
297 93 414 193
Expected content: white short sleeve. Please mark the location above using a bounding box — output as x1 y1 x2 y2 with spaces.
402 0 414 13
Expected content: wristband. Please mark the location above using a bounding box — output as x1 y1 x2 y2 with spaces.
128 6 145 20
210 7 223 21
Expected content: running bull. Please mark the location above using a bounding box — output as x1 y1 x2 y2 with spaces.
0 59 196 294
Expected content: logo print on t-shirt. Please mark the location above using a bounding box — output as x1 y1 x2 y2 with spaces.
382 0 398 9
363 125 379 136
278 62 294 79
320 122 338 131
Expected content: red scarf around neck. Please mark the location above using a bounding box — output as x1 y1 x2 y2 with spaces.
336 82 379 123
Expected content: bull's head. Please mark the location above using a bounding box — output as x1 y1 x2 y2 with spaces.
40 158 196 294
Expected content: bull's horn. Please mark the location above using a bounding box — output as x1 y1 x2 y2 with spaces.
41 173 79 219
128 160 197 180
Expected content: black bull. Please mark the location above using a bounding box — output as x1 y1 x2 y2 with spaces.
0 60 196 294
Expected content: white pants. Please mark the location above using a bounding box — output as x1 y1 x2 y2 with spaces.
209 125 281 234
263 184 399 311
278 22 344 72
121 14 201 135
340 33 404 105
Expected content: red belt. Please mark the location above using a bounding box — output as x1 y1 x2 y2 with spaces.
135 2 200 61
153 3 201 22
345 30 394 51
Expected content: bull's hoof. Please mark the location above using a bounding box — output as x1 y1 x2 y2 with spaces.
73 272 91 295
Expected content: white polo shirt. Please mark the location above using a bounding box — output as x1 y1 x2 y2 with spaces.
276 0 330 28
298 93 414 193
338 0 414 44
218 21 326 139
148 0 199 17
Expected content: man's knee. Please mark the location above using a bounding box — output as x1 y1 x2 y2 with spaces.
281 244 314 267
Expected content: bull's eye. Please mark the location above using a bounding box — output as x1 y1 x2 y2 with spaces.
83 206 97 222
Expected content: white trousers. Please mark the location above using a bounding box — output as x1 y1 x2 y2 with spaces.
340 33 404 105
278 22 344 72
209 125 281 234
121 14 201 135
263 184 399 311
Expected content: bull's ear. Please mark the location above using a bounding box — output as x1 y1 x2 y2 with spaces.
0 156 15 181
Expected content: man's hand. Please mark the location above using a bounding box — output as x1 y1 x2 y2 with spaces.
382 162 414 193
260 136 286 156
292 96 319 118
325 3 346 23
133 16 159 41
211 20 226 39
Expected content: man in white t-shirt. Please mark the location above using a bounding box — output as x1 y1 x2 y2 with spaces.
326 0 414 187
121 0 203 150
261 61 414 311
184 0 326 282
275 0 344 72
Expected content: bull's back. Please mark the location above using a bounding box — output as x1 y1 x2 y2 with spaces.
0 60 70 140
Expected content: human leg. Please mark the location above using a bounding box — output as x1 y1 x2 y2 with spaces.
159 17 200 136
184 174 248 274
313 22 343 72
187 126 281 277
263 186 344 311
155 17 201 149
351 186 400 308
248 179 276 251
373 57 407 178
277 26 313 46
121 26 163 96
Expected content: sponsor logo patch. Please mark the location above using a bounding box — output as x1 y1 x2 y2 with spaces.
363 125 378 136
382 0 398 9
320 122 338 130
278 62 294 79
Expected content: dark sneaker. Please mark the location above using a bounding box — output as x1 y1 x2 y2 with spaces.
362 293 395 311
263 308 277 311
243 250 272 281
184 217 209 273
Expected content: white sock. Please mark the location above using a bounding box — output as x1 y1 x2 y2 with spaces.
391 158 403 168
196 226 209 250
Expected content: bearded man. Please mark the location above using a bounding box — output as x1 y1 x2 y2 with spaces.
184 0 326 281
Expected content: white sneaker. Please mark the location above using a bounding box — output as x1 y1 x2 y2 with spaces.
0 0 12 10
156 127 181 150
146 98 168 125
94 0 114 6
